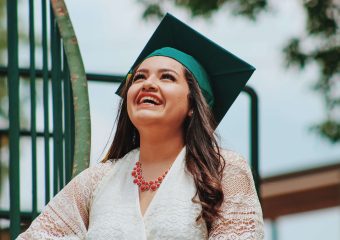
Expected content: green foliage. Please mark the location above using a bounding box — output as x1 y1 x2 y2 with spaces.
142 3 164 19
311 120 340 143
305 0 338 36
138 0 340 143
283 0 339 143
138 0 267 20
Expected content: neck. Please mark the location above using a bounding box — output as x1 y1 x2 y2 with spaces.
138 127 185 164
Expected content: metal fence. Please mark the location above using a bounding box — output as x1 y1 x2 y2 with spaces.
1 0 260 239
3 0 76 237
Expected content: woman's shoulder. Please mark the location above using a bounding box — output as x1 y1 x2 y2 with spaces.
217 148 259 204
218 148 253 180
80 160 114 176
77 149 139 187
211 149 264 239
69 160 115 191
219 148 248 168
83 148 139 177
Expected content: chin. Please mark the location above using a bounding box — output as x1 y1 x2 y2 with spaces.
131 113 164 126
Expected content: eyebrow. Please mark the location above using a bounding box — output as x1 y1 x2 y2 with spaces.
135 68 180 76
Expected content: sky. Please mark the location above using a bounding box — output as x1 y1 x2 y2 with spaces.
1 0 340 239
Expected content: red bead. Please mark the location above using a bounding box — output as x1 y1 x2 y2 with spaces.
131 161 171 192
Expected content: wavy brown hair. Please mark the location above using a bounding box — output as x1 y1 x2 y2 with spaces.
102 66 226 231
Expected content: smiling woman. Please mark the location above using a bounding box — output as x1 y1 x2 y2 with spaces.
17 14 264 240
128 56 191 130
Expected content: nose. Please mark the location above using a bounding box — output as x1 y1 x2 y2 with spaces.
142 75 158 92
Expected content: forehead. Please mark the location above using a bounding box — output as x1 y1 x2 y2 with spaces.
136 56 185 73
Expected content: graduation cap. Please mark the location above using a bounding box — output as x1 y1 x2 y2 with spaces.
116 13 255 125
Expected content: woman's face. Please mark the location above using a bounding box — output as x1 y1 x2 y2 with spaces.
127 56 190 131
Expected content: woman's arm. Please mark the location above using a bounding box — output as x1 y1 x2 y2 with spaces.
209 150 264 240
17 162 113 240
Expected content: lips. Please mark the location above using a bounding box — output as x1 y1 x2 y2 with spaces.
136 93 163 106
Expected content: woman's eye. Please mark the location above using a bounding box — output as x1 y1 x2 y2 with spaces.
161 73 176 81
132 73 146 82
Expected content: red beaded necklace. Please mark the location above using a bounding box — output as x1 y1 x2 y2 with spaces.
131 161 170 192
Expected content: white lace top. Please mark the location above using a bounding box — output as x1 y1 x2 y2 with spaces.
17 148 264 240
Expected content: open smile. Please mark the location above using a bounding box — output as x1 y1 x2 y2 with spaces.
136 93 163 106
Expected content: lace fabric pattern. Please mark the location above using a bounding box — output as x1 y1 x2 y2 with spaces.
86 148 209 240
142 153 209 240
16 149 264 240
209 150 264 240
16 161 114 240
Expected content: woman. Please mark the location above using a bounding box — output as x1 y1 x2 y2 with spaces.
18 14 264 239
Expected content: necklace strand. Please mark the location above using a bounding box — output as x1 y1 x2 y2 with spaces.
131 161 170 192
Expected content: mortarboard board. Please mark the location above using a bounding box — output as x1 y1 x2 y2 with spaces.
116 13 255 126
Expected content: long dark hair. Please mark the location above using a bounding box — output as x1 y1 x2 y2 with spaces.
102 67 226 231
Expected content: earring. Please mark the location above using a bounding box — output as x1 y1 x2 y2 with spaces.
188 110 193 117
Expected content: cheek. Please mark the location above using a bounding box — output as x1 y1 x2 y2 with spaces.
127 85 138 104
126 86 138 114
178 86 190 108
168 88 190 114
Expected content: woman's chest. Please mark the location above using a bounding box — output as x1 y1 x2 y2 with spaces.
86 193 207 240
86 158 207 240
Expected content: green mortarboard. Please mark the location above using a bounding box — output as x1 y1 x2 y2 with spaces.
116 13 255 125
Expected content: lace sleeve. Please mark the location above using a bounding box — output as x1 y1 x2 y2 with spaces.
17 162 113 240
209 150 264 240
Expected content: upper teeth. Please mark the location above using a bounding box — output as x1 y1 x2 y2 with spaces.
139 96 161 105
